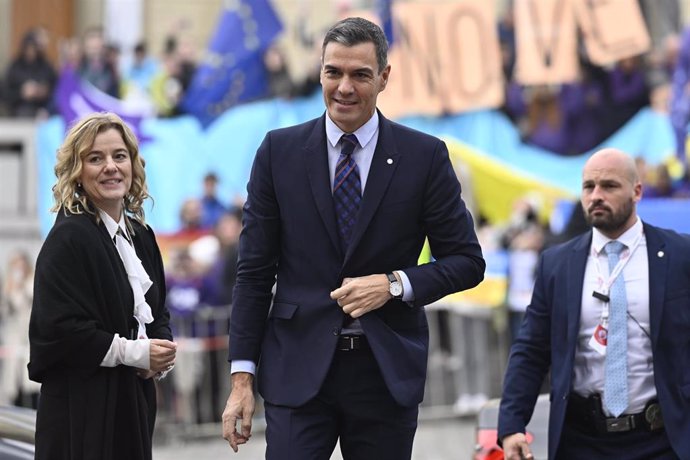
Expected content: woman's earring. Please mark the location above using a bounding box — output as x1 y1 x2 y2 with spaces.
77 182 82 188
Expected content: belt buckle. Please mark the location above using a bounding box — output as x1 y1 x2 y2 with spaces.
339 336 356 351
645 403 664 431
606 416 634 433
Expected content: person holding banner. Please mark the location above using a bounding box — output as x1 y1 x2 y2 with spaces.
222 17 485 459
498 148 690 459
28 112 176 460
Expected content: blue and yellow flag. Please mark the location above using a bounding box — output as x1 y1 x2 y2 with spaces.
182 0 283 127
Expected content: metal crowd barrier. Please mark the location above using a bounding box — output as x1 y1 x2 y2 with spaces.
154 300 510 443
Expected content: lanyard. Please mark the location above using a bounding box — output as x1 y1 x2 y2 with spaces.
591 230 643 323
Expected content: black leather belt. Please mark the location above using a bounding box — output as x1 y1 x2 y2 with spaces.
337 335 369 351
566 393 664 435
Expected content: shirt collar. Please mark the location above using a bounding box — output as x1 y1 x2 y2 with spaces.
591 216 643 255
325 111 379 149
99 209 128 240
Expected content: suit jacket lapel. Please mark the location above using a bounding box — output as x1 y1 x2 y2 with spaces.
344 112 400 265
304 115 343 257
566 232 591 348
644 223 667 346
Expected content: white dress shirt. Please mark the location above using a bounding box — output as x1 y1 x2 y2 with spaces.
572 217 656 415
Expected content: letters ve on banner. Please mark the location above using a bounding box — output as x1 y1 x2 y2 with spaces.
374 0 649 119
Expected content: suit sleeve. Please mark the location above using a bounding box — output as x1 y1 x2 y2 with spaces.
497 251 553 441
229 133 281 363
403 139 485 306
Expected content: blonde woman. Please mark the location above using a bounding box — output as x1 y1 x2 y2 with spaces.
28 112 176 460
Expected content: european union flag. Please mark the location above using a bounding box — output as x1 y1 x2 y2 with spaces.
182 0 283 127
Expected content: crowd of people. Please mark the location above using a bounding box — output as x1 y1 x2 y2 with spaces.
1 4 690 458
0 22 319 121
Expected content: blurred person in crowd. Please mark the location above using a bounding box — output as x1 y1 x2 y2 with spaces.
670 25 690 164
79 27 120 98
28 112 176 460
0 250 40 407
175 197 207 239
57 36 82 70
644 163 675 198
264 44 295 99
560 62 607 154
499 148 690 459
605 55 650 136
672 166 690 198
522 85 568 154
500 195 548 343
165 247 204 336
222 17 484 459
149 48 183 117
200 206 243 308
4 30 57 117
200 172 227 230
645 33 680 94
150 33 195 117
126 41 159 94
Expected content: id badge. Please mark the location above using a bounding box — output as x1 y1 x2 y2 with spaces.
588 323 608 355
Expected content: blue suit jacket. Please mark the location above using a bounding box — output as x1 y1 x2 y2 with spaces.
229 111 485 408
498 222 690 459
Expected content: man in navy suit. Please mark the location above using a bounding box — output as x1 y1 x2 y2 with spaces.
220 17 484 460
498 148 690 459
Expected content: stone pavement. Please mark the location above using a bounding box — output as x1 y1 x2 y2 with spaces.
153 416 477 460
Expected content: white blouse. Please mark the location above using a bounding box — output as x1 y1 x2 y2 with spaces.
99 210 153 371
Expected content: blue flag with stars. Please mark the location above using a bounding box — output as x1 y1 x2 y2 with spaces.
182 0 283 127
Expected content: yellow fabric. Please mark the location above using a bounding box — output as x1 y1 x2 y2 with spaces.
445 139 574 225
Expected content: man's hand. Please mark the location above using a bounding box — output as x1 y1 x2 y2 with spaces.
330 274 393 318
149 339 177 373
222 373 255 453
502 433 533 460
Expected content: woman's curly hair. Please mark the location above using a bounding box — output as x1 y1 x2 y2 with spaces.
51 112 150 225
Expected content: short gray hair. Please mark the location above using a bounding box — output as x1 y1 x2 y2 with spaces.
322 17 389 73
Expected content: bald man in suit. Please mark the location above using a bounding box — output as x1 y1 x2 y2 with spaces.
499 148 690 459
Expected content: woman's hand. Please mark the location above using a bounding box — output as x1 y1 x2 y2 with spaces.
149 339 177 373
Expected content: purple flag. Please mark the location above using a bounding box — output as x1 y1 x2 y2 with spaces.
54 65 152 142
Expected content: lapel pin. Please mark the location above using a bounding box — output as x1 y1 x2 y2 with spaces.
657 251 664 258
387 158 393 164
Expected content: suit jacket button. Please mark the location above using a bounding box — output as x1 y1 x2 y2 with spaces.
332 327 340 335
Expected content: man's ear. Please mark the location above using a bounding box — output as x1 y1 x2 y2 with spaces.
379 64 391 91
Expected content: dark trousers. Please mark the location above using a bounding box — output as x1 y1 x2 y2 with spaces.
264 346 418 460
556 420 678 459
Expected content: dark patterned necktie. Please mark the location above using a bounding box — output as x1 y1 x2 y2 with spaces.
333 134 361 250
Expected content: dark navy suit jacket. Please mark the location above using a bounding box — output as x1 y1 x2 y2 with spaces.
229 111 485 408
498 222 690 459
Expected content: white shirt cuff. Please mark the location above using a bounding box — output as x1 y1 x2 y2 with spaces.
395 270 415 302
231 360 256 375
100 334 150 369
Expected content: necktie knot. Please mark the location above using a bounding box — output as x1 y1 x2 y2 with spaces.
340 134 358 157
604 240 625 256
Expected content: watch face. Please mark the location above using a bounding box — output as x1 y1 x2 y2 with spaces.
390 282 403 297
